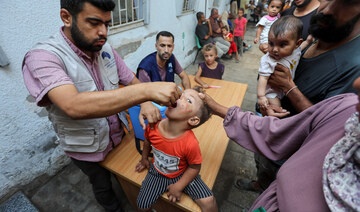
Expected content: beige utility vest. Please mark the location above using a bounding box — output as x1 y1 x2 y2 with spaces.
32 31 119 153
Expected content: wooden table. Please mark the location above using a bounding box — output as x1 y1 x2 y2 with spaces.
101 76 247 211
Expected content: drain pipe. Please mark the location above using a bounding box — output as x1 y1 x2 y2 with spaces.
205 0 207 17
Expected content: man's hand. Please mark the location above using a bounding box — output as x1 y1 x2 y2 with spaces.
135 158 150 172
260 104 290 118
146 82 182 107
167 183 182 202
139 101 161 130
254 37 259 44
268 64 295 93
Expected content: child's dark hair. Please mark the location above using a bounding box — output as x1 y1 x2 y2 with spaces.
238 8 245 13
221 25 229 31
191 86 212 128
267 0 285 11
202 43 218 55
269 16 303 40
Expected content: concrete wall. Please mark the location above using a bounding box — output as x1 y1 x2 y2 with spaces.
0 0 230 201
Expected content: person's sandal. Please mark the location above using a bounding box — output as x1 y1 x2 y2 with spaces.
234 178 264 193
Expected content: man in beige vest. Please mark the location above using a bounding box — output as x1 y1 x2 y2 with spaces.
22 0 181 211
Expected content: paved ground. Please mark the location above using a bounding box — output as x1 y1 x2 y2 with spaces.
1 22 263 212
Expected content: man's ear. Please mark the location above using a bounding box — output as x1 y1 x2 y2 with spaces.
60 8 72 28
296 38 304 48
188 116 200 127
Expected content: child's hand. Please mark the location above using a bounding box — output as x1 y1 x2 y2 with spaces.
167 183 182 202
202 83 210 89
241 36 244 40
135 158 150 172
305 35 314 44
258 96 269 108
254 38 259 44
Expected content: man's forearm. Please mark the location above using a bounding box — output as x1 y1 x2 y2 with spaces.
48 82 179 119
286 87 313 112
48 83 153 119
130 77 153 107
180 72 191 89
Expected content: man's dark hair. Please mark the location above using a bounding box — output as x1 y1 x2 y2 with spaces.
156 31 175 43
210 8 218 16
61 0 115 16
191 86 212 129
196 12 204 21
270 16 303 40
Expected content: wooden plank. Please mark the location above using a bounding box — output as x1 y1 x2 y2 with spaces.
101 76 247 211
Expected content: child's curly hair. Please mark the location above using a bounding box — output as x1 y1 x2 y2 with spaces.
192 86 213 128
202 43 218 56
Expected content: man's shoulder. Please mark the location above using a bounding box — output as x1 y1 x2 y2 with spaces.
142 52 157 61
138 52 157 69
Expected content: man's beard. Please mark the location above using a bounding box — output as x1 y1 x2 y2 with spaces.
294 0 311 8
70 18 107 52
309 12 360 43
158 52 170 61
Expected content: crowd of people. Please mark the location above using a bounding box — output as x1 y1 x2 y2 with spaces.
22 0 360 211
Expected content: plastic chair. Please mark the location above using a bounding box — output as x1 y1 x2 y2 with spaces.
128 103 167 156
193 36 202 65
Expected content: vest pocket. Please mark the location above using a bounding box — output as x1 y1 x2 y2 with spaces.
60 127 100 152
74 79 97 93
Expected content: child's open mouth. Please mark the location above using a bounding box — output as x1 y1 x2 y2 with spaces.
169 102 177 109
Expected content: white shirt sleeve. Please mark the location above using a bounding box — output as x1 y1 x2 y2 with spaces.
258 53 277 77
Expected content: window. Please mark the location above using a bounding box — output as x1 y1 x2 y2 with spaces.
110 0 147 30
177 0 196 16
182 0 195 13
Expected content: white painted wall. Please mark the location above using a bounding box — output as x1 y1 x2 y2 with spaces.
0 0 230 200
